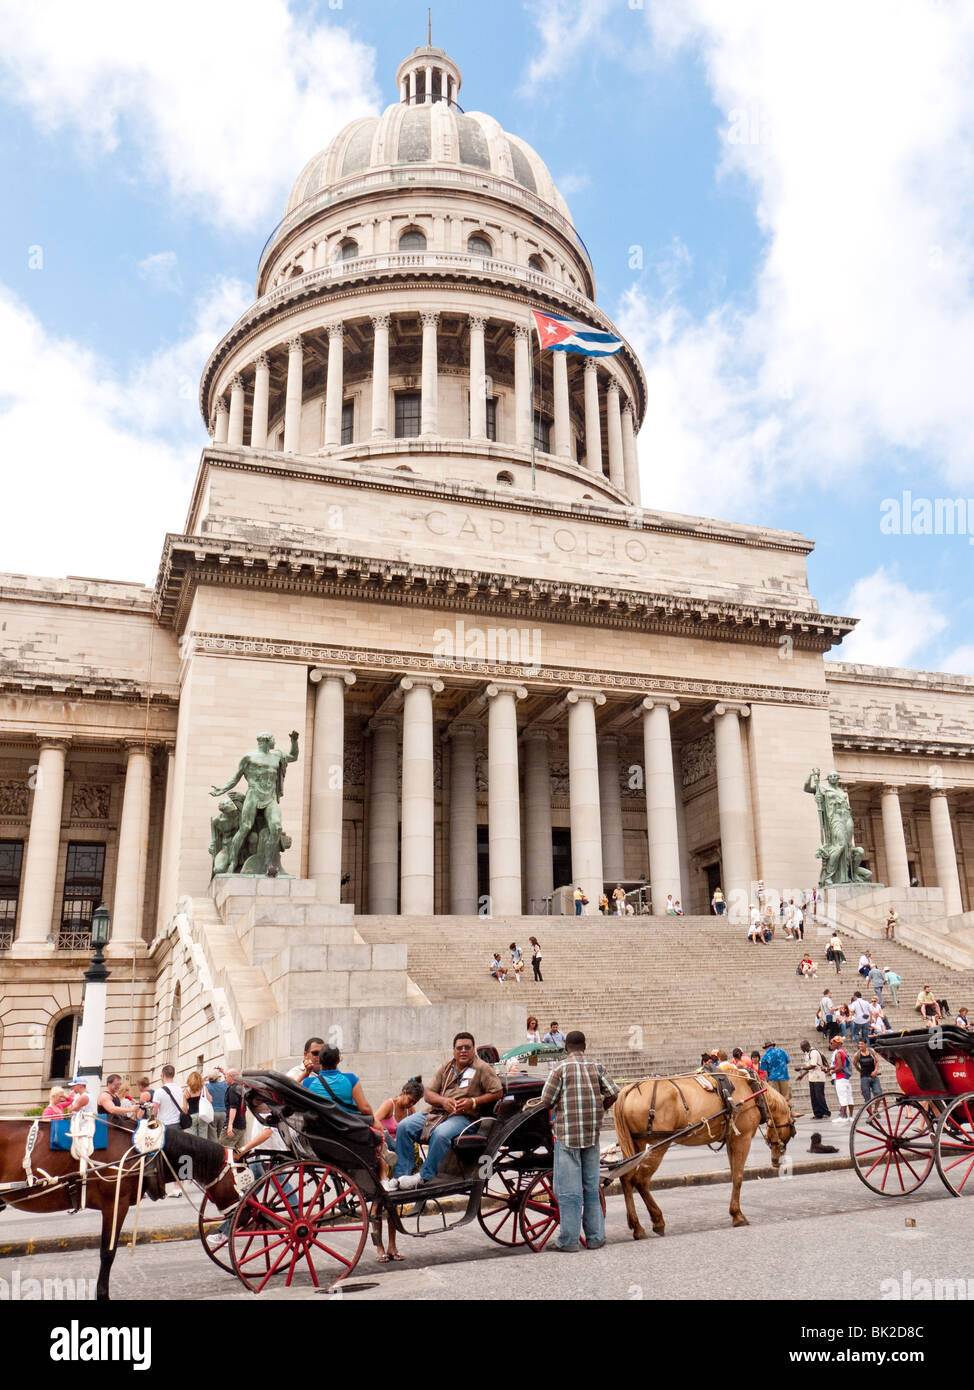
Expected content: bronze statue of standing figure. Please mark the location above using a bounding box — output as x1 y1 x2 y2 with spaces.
804 767 872 888
209 731 299 877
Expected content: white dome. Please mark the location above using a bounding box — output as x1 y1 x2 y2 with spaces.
285 103 574 225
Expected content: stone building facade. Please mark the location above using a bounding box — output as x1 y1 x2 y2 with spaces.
2 44 972 1109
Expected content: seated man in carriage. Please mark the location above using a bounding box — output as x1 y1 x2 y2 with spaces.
383 1032 503 1192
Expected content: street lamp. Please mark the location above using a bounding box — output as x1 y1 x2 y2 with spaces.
74 904 112 1083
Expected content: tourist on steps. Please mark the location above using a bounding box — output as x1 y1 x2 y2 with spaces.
529 936 543 982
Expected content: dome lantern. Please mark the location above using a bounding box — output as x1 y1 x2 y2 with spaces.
395 44 462 109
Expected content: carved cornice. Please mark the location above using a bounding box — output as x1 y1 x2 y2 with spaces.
182 632 832 708
831 732 974 759
0 671 179 705
155 536 850 656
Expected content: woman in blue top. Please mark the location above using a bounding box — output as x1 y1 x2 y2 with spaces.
301 1045 374 1118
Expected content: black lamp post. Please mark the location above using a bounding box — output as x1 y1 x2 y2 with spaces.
76 903 112 1082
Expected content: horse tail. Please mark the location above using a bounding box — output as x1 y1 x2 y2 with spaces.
613 1082 640 1159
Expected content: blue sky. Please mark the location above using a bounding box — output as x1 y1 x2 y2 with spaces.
1 0 972 674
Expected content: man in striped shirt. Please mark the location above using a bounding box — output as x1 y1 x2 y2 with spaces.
539 1031 618 1252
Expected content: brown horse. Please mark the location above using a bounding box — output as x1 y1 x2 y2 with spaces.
0 1119 243 1299
613 1071 797 1239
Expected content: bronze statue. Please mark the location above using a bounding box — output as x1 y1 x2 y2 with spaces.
804 768 871 887
209 731 299 877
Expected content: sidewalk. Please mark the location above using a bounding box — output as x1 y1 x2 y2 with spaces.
0 1117 850 1257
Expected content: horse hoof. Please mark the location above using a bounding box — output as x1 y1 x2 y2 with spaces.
732 1215 749 1227
653 1224 665 1236
633 1228 648 1241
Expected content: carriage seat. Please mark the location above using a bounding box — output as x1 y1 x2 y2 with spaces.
451 1117 496 1159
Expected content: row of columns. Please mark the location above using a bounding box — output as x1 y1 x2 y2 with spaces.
211 315 642 503
305 672 697 915
17 740 154 949
400 68 455 106
879 784 964 916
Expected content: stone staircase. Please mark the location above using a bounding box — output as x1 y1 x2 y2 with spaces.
355 912 974 1101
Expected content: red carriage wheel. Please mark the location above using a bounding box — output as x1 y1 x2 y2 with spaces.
934 1093 974 1196
198 1189 238 1274
850 1095 935 1195
517 1172 605 1251
229 1161 368 1293
477 1169 529 1247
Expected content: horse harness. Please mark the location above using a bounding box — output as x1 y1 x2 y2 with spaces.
2 1116 250 1251
632 1070 771 1152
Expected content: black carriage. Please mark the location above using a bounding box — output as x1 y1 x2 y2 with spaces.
850 1025 974 1197
200 1068 568 1291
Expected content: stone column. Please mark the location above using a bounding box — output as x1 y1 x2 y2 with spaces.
156 744 177 936
606 380 625 491
400 78 407 102
409 70 417 104
930 790 963 917
367 718 399 914
524 729 554 913
486 683 527 915
642 699 682 914
566 690 606 907
420 312 439 436
111 743 152 948
469 314 488 440
324 323 345 447
448 725 479 915
597 734 626 884
880 784 910 890
710 704 752 917
283 335 303 454
227 374 245 446
213 396 229 444
371 314 390 439
250 353 270 449
425 65 433 102
308 669 356 903
18 739 69 945
514 325 531 448
552 350 571 457
622 401 641 504
584 360 602 473
400 677 444 914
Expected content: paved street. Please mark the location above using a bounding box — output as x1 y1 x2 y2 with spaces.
2 1165 970 1303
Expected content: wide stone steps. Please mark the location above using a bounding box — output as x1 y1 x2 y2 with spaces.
354 912 974 1083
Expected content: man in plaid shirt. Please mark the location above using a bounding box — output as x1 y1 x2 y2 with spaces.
540 1030 619 1252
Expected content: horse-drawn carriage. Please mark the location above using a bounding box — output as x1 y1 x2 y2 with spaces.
198 1067 574 1291
850 1025 974 1197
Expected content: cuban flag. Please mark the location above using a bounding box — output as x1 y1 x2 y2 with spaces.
532 308 623 357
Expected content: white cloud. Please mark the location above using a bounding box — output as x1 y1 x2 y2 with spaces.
639 0 974 491
0 0 380 231
836 567 947 668
138 251 182 294
554 170 590 197
521 0 617 91
0 277 249 582
528 2 974 511
938 645 974 678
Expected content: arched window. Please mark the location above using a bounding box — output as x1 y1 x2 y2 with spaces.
49 1010 82 1081
337 239 359 261
398 227 427 251
496 471 514 486
467 233 492 257
528 254 547 273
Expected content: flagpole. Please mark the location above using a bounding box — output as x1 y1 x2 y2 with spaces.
529 330 536 492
